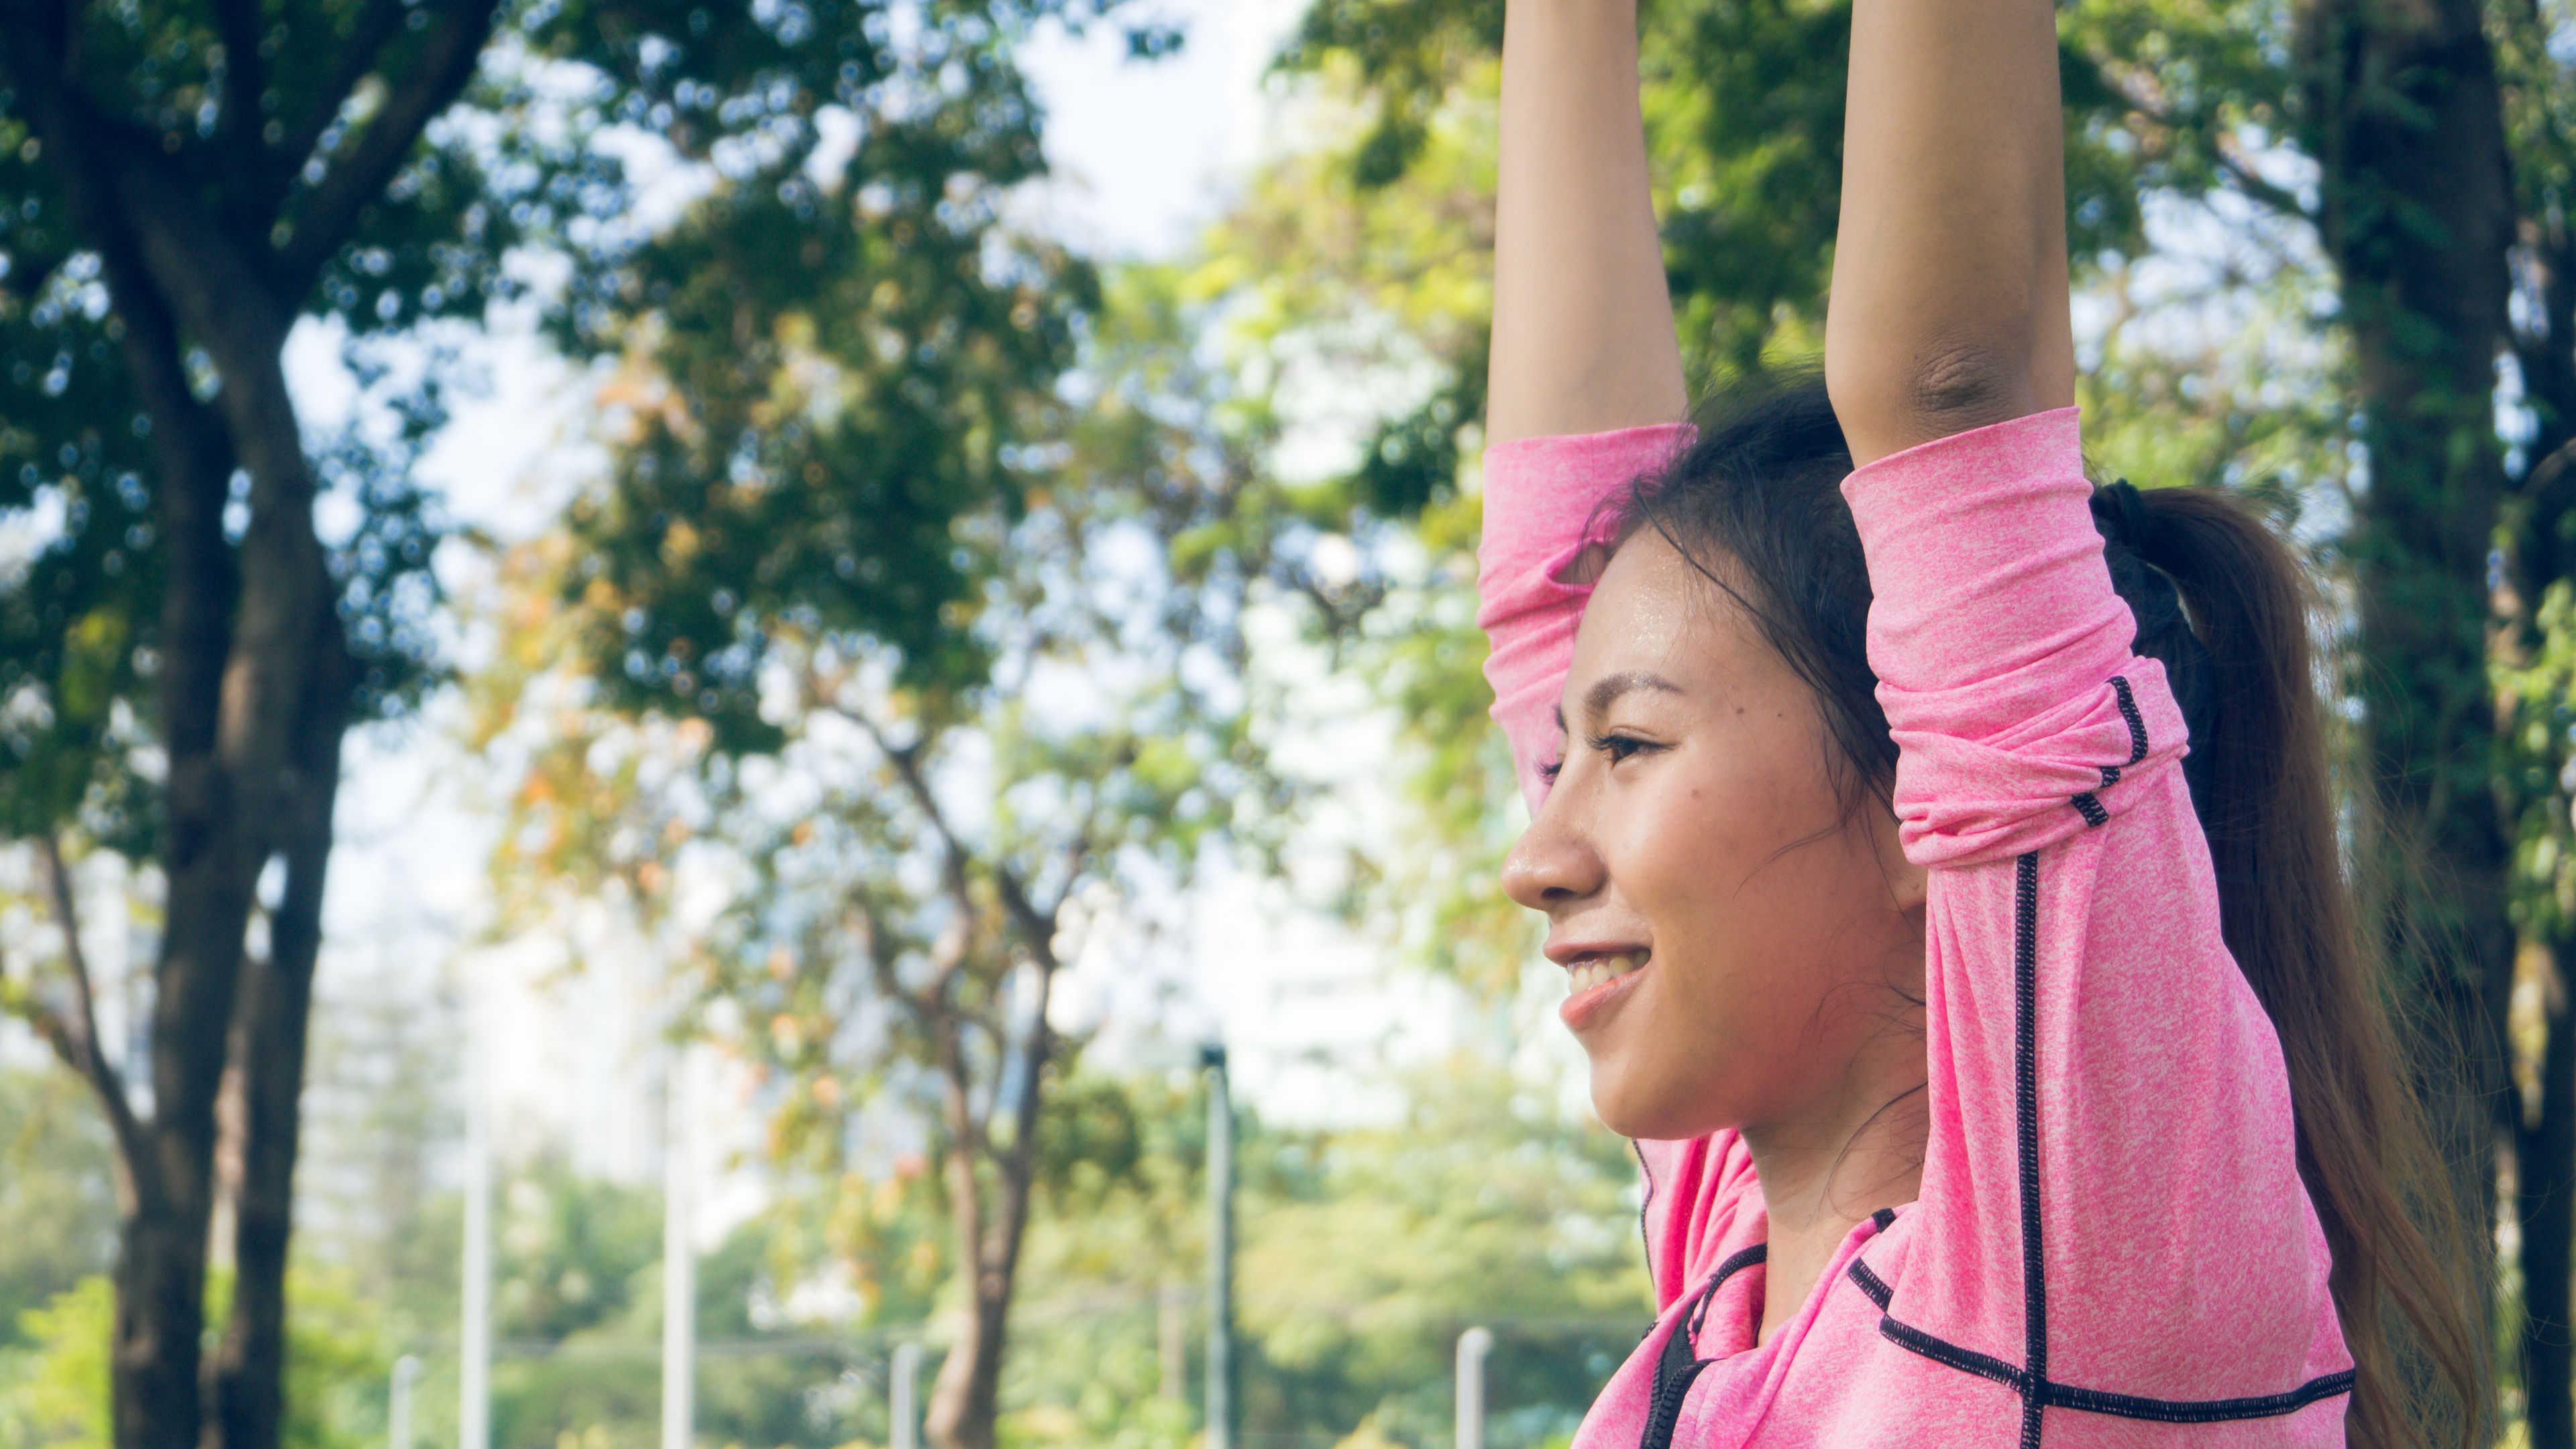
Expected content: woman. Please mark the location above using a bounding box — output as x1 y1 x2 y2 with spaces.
1475 0 2485 1444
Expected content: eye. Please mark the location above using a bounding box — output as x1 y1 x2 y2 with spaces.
1587 731 1659 766
1536 757 1564 784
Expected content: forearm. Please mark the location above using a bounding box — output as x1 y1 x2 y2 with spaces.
1489 0 1688 448
1823 0 2073 466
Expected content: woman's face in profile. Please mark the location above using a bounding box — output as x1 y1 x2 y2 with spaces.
1501 529 1926 1142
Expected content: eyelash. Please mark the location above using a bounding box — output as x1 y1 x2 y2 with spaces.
1587 731 1654 765
1538 732 1654 784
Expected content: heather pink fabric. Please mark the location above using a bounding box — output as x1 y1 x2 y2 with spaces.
1476 409 2353 1446
1475 425 1698 816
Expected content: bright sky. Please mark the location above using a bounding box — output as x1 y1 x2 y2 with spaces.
1018 0 1310 260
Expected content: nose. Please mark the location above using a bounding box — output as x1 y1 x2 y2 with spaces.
1501 786 1605 912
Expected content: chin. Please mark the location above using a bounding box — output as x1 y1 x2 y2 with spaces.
1588 1067 1726 1142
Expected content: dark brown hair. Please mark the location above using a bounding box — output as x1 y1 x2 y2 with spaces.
1619 372 2486 1449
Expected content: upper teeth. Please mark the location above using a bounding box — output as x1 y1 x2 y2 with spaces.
1569 953 1646 994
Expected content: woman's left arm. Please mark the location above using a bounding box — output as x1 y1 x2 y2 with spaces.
1823 0 2074 466
1824 0 2353 1411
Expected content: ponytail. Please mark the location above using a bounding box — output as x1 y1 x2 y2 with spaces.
1628 372 2489 1449
2109 486 2487 1449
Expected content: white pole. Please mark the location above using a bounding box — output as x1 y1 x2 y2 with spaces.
1157 1281 1185 1401
458 1037 490 1449
1203 1044 1232 1449
390 1355 422 1449
890 1342 921 1449
1455 1327 1493 1449
661 1049 695 1449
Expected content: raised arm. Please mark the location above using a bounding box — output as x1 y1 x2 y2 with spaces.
1823 0 2074 466
1488 0 1688 447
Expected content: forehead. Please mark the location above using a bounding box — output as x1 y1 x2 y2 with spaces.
1564 530 1773 708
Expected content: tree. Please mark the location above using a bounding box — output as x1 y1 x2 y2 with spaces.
477 245 1297 1448
0 1 1171 1446
0 0 489 1437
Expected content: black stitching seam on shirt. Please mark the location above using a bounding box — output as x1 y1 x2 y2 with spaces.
1850 1258 1896 1310
2110 676 2148 765
2082 677 2151 817
1841 1260 2355 1426
1637 1245 1768 1449
2048 1375 2359 1423
2013 851 2046 1449
1830 849 2352 1440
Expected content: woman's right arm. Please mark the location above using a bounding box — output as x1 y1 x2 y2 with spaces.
1488 0 1688 447
1478 0 1696 811
1479 0 1695 808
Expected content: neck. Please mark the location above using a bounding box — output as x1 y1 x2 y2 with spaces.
1739 1061 1928 1346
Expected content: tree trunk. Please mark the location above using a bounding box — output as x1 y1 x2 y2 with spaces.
925 958 1057 1449
926 1050 1002 1449
2521 943 2576 1449
2294 0 2518 1352
926 1268 1015 1449
205 621 350 1449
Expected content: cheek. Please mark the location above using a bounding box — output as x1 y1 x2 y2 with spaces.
1613 733 1843 913
1601 737 1890 1083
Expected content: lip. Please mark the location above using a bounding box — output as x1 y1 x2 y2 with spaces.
1558 958 1649 1032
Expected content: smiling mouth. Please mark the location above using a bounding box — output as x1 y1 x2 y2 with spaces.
1566 951 1648 994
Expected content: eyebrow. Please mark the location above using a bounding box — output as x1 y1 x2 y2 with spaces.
1555 670 1686 734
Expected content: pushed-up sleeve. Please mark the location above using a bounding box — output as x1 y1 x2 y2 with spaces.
1477 426 1696 813
1840 409 2353 1429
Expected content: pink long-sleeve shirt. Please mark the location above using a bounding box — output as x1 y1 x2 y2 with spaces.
1474 410 2353 1447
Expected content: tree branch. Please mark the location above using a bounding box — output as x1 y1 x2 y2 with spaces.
841 705 988 995
211 0 266 213
981 916 1057 1284
41 89 296 354
2108 77 2316 223
274 0 500 301
992 857 1063 971
2209 147 2310 223
850 896 934 1023
3 6 248 851
259 0 405 220
837 702 1079 973
829 691 1075 1277
37 833 148 1173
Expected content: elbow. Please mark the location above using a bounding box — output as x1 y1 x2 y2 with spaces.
1906 342 2034 429
1828 337 2041 459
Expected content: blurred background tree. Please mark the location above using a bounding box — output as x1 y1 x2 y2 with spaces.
474 231 1298 1446
0 0 1165 1446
